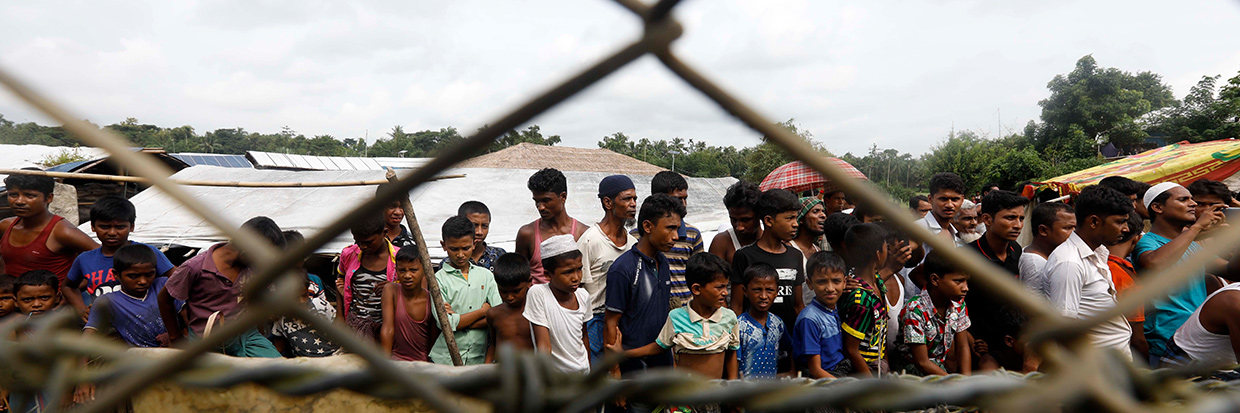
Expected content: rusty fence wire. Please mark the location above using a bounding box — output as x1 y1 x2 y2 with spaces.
2 0 1240 412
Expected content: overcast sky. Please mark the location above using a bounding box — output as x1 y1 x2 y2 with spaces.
2 0 1239 157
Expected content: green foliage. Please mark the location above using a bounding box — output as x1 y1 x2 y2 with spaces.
598 132 748 179
1147 73 1240 142
36 147 91 167
740 119 829 183
839 145 925 201
489 125 561 153
1037 55 1176 151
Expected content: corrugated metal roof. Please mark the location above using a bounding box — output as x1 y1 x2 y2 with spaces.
245 151 393 171
170 153 253 168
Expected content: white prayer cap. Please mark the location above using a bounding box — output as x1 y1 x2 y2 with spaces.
540 234 578 260
1143 182 1183 209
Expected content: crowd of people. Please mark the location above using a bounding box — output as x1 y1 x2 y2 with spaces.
4 164 1240 409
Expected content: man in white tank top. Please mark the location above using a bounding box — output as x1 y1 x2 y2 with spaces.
1166 283 1240 366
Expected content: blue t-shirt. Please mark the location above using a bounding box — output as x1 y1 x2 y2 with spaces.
85 277 171 347
67 243 176 306
1132 232 1209 357
738 311 785 379
605 246 673 371
794 299 845 372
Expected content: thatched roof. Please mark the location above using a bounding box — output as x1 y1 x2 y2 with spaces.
458 143 667 176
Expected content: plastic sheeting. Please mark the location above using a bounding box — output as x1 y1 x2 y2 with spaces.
1038 139 1240 195
105 166 737 259
0 144 108 183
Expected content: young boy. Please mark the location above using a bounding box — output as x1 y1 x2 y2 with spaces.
516 168 588 284
895 249 972 376
0 275 16 321
709 181 763 265
159 217 284 357
796 251 850 378
64 196 176 323
381 248 439 361
729 188 805 374
0 174 98 292
431 215 501 365
737 264 786 379
1020 202 1075 298
84 245 172 347
605 194 684 377
486 253 535 363
651 171 705 309
336 214 399 341
839 223 890 376
14 270 60 317
610 252 739 379
1108 211 1148 360
439 201 507 271
524 235 591 373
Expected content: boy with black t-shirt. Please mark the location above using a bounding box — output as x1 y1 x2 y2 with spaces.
730 188 805 373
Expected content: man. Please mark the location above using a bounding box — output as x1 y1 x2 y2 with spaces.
1045 185 1134 358
1100 176 1152 220
577 175 638 363
953 200 981 244
909 195 932 219
709 181 763 265
1187 179 1233 240
515 168 588 284
791 196 826 305
980 183 1001 199
963 190 1027 348
650 171 704 309
1134 182 1240 365
1020 202 1075 298
822 189 848 216
902 173 965 298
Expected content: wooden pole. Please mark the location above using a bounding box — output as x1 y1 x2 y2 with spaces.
386 169 464 366
0 168 463 187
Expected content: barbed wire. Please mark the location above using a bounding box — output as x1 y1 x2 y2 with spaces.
0 0 1237 411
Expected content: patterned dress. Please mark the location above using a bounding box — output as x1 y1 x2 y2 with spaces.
894 290 971 374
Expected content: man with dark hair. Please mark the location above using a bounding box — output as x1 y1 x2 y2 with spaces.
852 201 882 224
438 201 506 271
901 173 965 299
710 181 763 265
605 194 685 381
159 216 285 357
980 183 1001 198
1134 181 1240 365
577 175 638 363
0 174 99 289
822 189 848 216
650 171 704 309
1100 176 1153 220
909 195 931 219
516 168 588 284
1187 179 1233 236
823 212 859 253
1020 202 1075 297
730 189 805 374
963 190 1027 349
1045 186 1134 358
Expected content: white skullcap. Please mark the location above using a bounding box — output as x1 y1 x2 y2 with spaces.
1143 182 1183 209
540 234 578 260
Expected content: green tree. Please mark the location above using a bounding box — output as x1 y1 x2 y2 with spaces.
488 125 562 153
1148 73 1240 142
1037 55 1176 151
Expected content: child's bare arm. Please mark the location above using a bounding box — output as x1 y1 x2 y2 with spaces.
485 311 497 364
61 282 88 322
842 335 870 377
380 283 397 356
911 343 948 376
804 355 834 379
724 349 739 380
157 286 182 343
532 324 553 354
954 331 971 375
729 284 746 315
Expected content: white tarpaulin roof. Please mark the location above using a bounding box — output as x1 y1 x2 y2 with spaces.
106 165 736 259
0 144 109 182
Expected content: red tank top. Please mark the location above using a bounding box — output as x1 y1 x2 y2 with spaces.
2 215 75 285
392 287 438 362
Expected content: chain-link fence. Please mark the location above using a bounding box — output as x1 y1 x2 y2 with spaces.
3 0 1240 411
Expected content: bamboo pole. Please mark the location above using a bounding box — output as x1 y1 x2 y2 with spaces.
0 168 463 187
386 169 464 366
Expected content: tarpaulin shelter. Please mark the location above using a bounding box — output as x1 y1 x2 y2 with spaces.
1037 139 1240 195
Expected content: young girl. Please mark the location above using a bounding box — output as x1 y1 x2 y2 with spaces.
381 248 439 361
337 214 399 341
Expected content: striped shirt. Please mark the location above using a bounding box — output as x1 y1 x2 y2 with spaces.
665 222 704 309
839 275 888 362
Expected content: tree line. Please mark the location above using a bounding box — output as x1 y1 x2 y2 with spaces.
1 55 1237 200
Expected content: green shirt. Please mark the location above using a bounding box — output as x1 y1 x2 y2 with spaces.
430 262 502 365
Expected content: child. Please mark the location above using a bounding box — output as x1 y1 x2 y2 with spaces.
381 248 439 361
524 235 591 373
651 171 705 309
270 272 343 357
336 214 399 341
610 252 739 379
14 270 60 317
431 215 501 365
737 264 786 379
895 249 971 376
64 196 176 323
982 306 1039 373
839 223 890 376
729 188 804 374
0 174 98 292
605 194 684 378
795 251 850 378
0 275 16 321
1108 211 1148 361
376 182 415 248
440 201 507 271
84 245 171 347
159 217 284 357
486 253 534 363
282 230 335 314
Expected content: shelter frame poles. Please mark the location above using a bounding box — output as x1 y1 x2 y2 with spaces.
386 171 464 366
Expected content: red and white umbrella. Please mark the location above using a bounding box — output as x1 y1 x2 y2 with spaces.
758 159 867 193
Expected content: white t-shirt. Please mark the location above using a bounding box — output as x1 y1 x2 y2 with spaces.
1045 232 1132 358
523 283 591 373
578 224 638 314
1018 251 1050 299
